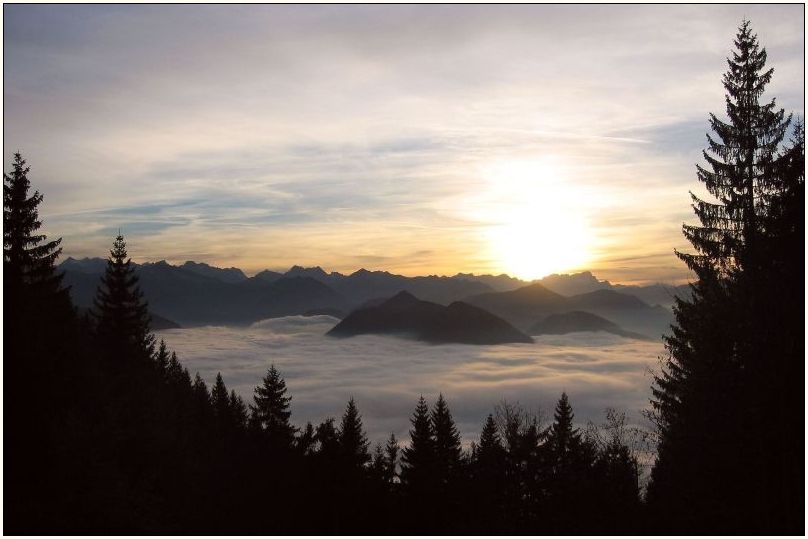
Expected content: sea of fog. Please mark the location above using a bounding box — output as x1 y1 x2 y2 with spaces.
157 315 665 446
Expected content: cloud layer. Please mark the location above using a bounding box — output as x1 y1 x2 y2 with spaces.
157 315 665 445
5 5 804 282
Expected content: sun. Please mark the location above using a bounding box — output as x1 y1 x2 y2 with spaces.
478 159 594 280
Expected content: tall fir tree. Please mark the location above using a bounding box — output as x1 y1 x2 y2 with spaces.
431 394 462 484
229 390 248 430
211 373 232 429
682 19 791 277
477 414 505 465
338 397 370 469
399 396 440 532
472 414 507 533
649 21 801 534
249 365 296 449
92 234 154 354
546 392 580 465
4 153 75 531
3 152 69 312
400 396 435 490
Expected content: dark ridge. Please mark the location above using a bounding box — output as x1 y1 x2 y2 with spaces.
328 291 532 345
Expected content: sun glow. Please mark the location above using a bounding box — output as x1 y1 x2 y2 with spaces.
478 159 594 280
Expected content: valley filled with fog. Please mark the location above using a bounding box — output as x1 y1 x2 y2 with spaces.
158 315 664 445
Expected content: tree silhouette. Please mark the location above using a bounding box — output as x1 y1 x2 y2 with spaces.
211 372 232 431
546 392 580 466
681 19 791 277
649 20 802 534
338 397 370 469
400 396 437 531
92 234 154 354
249 364 296 450
400 396 435 490
431 394 462 484
3 152 69 312
471 414 507 532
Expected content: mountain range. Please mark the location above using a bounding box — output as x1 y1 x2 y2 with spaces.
58 257 688 339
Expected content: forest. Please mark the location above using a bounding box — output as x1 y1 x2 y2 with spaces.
4 21 804 534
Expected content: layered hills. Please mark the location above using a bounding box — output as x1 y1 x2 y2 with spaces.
327 291 533 345
58 258 685 339
529 311 651 340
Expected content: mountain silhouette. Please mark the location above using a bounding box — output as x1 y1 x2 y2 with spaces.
327 291 532 345
180 261 247 283
59 258 679 334
464 282 673 338
463 283 568 330
61 258 349 325
529 311 650 340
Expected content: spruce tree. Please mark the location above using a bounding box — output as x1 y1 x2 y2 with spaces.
400 396 438 532
229 390 248 430
682 19 791 276
250 365 295 449
650 21 801 533
477 414 504 462
473 413 507 533
338 397 370 469
4 153 75 533
92 234 154 354
546 392 580 464
211 373 231 428
3 152 69 311
431 394 462 484
154 340 170 374
400 396 435 489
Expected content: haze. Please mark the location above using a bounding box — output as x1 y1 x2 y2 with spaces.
156 315 664 444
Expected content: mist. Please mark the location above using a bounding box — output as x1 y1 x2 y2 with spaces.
157 315 663 445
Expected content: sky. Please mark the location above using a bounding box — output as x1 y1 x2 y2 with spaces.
4 5 804 284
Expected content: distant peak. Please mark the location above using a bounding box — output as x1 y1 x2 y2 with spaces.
287 265 328 276
382 290 420 307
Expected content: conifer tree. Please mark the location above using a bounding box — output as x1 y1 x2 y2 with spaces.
250 365 296 449
477 414 504 462
472 414 507 532
546 392 580 464
431 394 462 483
154 340 170 374
229 390 248 430
338 397 370 469
192 373 210 405
92 234 154 354
211 373 231 427
3 152 69 312
650 21 801 533
400 396 435 489
682 19 791 276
